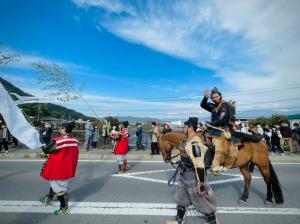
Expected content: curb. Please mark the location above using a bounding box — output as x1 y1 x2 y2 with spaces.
1 151 300 161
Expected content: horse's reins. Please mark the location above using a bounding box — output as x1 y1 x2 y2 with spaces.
167 142 184 186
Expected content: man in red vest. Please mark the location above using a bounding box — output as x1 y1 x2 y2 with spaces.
114 121 129 173
39 121 79 216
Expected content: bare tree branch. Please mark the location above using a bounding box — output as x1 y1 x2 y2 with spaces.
0 51 20 65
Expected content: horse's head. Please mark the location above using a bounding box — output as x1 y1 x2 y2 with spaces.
159 139 174 163
159 132 186 163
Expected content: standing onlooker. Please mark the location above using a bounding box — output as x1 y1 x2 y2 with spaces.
84 120 94 151
136 123 144 150
249 125 259 135
279 123 294 153
263 127 272 151
40 123 53 145
110 126 119 153
92 125 100 149
151 122 160 155
240 122 248 133
257 124 264 136
102 121 111 149
0 124 9 153
12 136 18 147
292 123 300 152
271 127 284 155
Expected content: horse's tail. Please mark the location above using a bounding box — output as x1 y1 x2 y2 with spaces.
269 161 284 204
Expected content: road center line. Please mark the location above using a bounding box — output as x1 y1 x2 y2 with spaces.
0 201 299 216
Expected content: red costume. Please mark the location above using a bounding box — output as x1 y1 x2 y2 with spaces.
114 129 129 155
41 135 79 180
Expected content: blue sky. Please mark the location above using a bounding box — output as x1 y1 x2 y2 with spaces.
1 0 300 119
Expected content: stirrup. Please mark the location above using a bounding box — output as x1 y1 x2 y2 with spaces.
39 196 52 206
53 207 68 216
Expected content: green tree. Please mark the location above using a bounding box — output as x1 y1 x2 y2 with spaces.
105 116 120 127
52 111 63 119
247 114 289 127
270 114 288 126
247 117 269 127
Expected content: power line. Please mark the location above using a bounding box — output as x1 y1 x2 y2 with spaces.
62 97 300 110
68 105 300 116
113 83 300 101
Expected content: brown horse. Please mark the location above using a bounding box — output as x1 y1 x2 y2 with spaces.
160 132 284 205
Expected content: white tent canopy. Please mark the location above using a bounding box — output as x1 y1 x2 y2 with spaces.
0 82 43 149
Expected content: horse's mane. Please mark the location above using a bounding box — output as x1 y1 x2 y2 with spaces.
160 132 186 147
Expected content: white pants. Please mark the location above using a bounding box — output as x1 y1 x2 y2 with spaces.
49 180 70 194
115 154 127 165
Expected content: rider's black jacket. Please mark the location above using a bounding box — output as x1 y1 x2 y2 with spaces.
200 96 230 127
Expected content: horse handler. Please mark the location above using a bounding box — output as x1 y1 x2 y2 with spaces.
39 121 79 216
166 117 218 224
114 121 129 173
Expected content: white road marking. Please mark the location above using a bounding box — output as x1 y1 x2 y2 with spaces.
112 170 262 186
0 201 299 215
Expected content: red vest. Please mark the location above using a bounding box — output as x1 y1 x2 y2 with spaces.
114 129 129 155
41 135 79 180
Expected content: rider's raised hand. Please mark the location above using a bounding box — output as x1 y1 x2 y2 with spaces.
204 89 211 98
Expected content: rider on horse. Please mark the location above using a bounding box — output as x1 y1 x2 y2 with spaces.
166 117 218 224
200 87 236 175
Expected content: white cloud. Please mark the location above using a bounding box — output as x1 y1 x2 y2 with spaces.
19 85 203 118
72 0 136 15
73 0 300 116
73 2 299 84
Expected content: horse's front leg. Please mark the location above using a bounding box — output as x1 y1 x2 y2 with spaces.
239 164 252 204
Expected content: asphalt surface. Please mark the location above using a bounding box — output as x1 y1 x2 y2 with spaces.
0 160 299 224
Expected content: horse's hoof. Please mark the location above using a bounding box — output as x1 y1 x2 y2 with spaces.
265 200 274 207
210 170 221 176
239 199 247 206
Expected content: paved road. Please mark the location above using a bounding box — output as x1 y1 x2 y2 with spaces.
0 160 299 224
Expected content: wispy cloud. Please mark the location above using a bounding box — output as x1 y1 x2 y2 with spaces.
73 0 136 15
3 0 300 118
0 46 197 95
73 0 300 104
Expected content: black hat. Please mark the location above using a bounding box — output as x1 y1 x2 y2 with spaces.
184 117 198 131
62 121 75 134
122 121 129 128
211 87 222 96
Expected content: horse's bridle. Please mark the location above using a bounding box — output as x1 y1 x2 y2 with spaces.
166 141 185 168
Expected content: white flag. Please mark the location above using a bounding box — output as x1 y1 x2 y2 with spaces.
0 82 43 149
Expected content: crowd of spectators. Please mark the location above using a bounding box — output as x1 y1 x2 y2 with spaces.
238 122 300 155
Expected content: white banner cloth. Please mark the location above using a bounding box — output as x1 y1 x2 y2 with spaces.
0 82 43 149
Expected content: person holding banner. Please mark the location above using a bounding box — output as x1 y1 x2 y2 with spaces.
39 121 79 216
